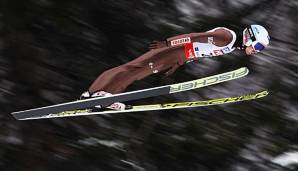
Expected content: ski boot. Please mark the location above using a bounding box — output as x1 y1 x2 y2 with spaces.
80 90 126 111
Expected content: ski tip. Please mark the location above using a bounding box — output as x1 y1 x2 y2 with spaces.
239 67 249 75
234 67 249 78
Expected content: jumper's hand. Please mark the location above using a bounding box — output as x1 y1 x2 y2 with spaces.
149 40 168 50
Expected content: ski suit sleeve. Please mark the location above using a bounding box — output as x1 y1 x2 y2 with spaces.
166 29 230 47
166 32 210 47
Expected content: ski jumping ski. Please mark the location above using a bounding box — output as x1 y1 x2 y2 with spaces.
12 67 248 120
18 90 268 120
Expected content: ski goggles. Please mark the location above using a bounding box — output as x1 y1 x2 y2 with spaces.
251 41 265 52
243 27 265 52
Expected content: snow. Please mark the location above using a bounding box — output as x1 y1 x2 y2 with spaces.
272 151 298 168
78 137 124 149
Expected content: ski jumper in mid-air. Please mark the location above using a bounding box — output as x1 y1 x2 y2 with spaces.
81 24 270 110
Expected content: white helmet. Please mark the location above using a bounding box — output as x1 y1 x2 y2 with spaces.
243 24 270 52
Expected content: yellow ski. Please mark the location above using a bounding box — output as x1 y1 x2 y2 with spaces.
20 90 268 120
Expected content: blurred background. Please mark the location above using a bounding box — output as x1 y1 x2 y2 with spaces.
0 0 298 170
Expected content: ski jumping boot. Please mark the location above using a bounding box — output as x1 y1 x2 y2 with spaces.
80 91 126 111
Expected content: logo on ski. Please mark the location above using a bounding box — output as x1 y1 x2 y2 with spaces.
170 67 248 93
162 91 268 108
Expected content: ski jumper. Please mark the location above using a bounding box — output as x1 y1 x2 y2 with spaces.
88 27 237 94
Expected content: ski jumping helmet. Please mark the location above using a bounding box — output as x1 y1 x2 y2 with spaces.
243 24 270 52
